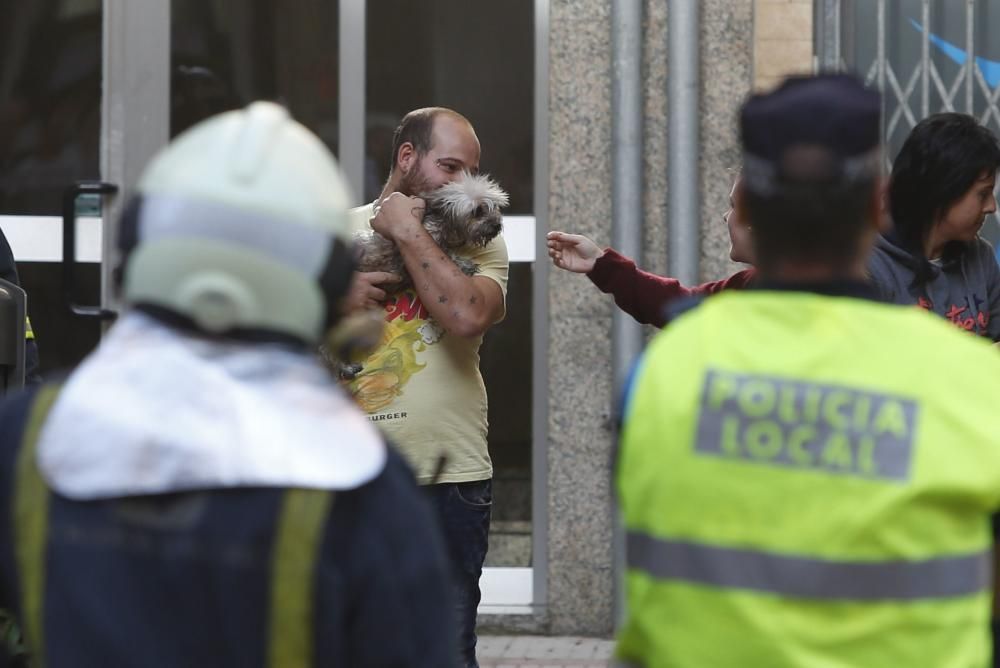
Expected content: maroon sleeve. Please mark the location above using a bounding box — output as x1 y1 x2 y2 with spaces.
698 268 756 295
587 249 755 327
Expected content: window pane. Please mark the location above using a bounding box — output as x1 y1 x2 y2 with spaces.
0 0 103 373
364 0 534 213
0 0 102 215
171 0 339 154
366 0 536 568
19 262 100 374
481 264 533 567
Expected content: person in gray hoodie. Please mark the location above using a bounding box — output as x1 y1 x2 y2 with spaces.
869 113 1000 339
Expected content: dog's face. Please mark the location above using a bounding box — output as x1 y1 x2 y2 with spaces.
422 172 510 248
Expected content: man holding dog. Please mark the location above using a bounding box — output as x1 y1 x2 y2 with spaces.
345 107 508 668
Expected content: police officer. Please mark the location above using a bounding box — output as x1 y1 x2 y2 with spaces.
0 102 456 667
616 74 1000 667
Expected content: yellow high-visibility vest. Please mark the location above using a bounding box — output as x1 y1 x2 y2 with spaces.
617 289 1000 668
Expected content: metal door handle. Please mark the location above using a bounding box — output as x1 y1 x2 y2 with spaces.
62 181 118 320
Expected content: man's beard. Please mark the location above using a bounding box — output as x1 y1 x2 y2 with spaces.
398 162 436 197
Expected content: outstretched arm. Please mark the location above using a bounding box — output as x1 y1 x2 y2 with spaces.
585 247 755 328
548 231 711 325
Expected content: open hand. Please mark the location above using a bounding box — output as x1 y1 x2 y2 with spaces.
546 231 604 274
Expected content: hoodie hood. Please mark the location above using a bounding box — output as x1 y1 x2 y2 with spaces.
875 231 966 274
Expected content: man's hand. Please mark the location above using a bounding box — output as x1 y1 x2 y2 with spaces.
546 231 605 273
371 192 426 242
343 271 400 312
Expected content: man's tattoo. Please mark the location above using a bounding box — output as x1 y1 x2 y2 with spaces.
438 295 448 304
469 296 478 304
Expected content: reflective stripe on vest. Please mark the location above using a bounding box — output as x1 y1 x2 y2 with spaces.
268 488 334 668
627 530 991 601
14 384 62 667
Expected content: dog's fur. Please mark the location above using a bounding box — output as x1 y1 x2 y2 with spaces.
355 172 509 293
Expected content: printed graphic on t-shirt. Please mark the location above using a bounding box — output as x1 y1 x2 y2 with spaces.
347 289 443 414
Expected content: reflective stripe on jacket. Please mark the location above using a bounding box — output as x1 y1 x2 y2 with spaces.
617 289 1000 668
0 383 456 667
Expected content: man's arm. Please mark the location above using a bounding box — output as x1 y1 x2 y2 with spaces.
371 193 504 338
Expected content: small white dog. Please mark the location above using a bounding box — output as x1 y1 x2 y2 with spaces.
355 172 509 293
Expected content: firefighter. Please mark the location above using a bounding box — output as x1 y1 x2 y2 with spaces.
0 101 456 667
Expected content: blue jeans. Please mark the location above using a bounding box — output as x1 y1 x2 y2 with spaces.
424 479 492 668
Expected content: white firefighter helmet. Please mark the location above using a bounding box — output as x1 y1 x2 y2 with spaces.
118 101 354 345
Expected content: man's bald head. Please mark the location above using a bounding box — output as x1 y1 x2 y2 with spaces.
388 107 473 173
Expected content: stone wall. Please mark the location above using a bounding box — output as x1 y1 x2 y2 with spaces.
484 0 821 640
541 0 755 637
546 0 616 636
754 0 815 91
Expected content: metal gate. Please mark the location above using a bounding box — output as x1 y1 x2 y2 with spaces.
815 0 1000 243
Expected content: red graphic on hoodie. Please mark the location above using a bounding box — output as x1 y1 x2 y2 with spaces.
916 296 989 332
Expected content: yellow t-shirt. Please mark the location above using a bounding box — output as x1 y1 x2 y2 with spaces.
345 203 509 484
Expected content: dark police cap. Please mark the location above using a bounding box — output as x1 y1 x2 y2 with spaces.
740 73 881 194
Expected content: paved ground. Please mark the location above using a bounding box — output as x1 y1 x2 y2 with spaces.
477 636 616 668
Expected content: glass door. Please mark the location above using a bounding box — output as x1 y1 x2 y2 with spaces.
0 0 104 373
364 0 539 612
1 0 544 612
0 0 168 375
169 0 339 147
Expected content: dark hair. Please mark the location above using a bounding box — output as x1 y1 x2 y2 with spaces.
744 178 877 272
888 113 1000 253
388 107 468 173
